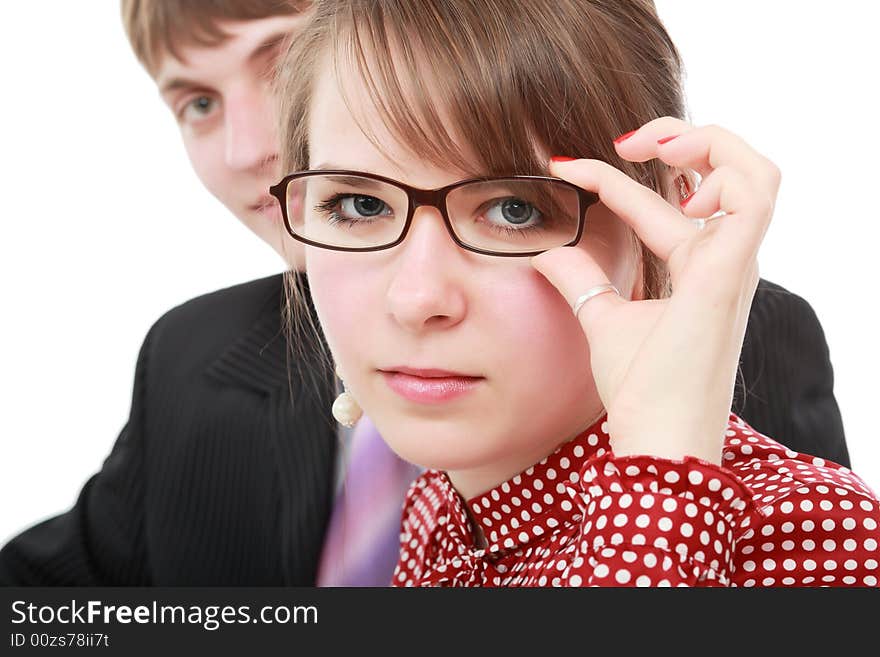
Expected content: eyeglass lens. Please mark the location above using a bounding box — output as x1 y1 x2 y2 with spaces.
285 174 583 254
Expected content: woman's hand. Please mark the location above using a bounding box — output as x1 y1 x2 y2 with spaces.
531 117 781 465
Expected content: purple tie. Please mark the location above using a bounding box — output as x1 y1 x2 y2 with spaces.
315 416 421 586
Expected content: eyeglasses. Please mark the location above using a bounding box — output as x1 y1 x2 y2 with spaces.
268 170 600 257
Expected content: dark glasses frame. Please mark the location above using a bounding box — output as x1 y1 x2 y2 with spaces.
268 170 600 257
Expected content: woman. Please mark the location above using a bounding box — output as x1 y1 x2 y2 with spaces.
271 0 880 586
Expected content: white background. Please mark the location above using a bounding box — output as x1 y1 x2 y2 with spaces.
1 1 878 546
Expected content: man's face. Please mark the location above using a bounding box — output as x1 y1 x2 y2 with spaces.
155 15 309 263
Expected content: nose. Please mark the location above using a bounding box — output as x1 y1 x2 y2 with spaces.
223 82 278 173
385 206 468 334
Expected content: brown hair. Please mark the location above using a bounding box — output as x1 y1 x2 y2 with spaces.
121 0 310 76
276 0 691 381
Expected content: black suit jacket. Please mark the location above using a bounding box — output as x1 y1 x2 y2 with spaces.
0 274 848 585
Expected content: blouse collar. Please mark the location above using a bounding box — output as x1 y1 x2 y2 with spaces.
431 414 610 558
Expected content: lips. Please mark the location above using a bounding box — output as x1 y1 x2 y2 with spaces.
380 367 484 404
385 366 480 378
250 195 276 212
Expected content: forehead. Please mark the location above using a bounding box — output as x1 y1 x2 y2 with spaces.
307 51 480 187
155 14 309 87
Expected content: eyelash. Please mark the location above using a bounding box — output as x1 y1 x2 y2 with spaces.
314 193 547 238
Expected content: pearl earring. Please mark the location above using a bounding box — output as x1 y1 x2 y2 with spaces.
331 366 363 428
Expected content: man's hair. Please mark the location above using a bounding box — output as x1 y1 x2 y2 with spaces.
121 0 310 76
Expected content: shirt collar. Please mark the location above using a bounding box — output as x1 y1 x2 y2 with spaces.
433 414 610 557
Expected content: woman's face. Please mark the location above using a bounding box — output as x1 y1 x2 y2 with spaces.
303 58 642 496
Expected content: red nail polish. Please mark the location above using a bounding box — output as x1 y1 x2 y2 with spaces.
680 193 693 207
550 156 576 162
613 130 637 144
657 135 678 145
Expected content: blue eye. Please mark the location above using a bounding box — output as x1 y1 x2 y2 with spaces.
315 193 394 226
485 197 542 228
180 95 218 123
342 195 388 218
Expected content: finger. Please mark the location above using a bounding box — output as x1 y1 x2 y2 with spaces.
611 115 696 163
531 246 625 334
549 158 691 261
654 125 782 196
680 165 773 258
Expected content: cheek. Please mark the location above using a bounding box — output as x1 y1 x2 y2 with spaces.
483 268 593 387
182 133 228 201
305 250 376 364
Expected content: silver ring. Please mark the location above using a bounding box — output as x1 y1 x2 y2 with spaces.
572 284 620 317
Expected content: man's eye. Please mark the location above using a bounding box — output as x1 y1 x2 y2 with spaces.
179 96 218 123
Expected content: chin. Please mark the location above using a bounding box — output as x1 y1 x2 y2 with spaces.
373 411 501 472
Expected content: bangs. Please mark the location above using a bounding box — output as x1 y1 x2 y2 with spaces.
326 1 568 179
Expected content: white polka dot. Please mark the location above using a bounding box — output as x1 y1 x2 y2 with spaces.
680 523 694 538
593 564 609 578
569 574 583 587
664 471 680 484
708 478 721 492
658 517 673 532
662 498 677 512
821 519 835 532
865 539 878 551
688 470 703 485
803 559 817 571
615 569 631 584
799 500 813 512
640 495 655 509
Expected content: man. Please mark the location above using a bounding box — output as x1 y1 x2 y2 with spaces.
0 0 849 585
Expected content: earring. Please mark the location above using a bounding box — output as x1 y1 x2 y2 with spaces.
331 366 363 428
677 174 691 200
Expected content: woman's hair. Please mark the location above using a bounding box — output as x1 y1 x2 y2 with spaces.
274 0 690 389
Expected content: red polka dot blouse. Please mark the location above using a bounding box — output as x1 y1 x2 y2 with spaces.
392 414 880 587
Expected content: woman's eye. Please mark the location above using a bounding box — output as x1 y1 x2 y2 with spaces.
339 195 391 219
179 95 218 124
485 197 542 228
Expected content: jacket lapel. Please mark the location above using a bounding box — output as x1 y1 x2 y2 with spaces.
204 272 338 584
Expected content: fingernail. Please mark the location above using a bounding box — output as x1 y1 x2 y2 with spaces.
680 193 693 207
550 156 576 162
657 135 678 145
613 130 637 144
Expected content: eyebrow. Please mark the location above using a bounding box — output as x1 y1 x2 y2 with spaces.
159 31 291 95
